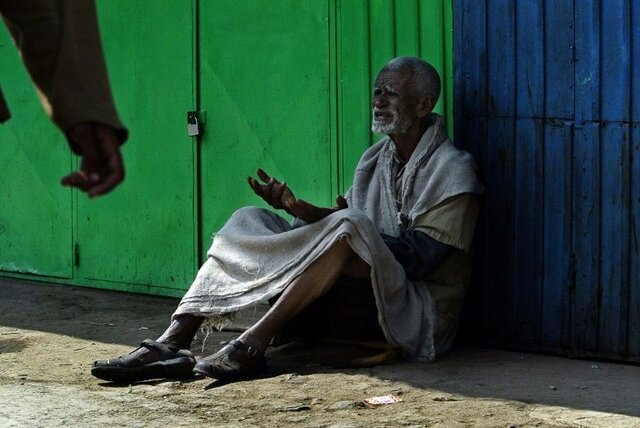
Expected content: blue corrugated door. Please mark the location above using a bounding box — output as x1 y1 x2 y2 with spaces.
455 0 640 362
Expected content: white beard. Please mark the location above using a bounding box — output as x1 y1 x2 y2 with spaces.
371 109 412 135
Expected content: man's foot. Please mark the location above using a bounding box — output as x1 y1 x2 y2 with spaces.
91 339 196 383
193 339 267 381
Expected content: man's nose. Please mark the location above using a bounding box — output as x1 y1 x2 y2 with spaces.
373 95 388 109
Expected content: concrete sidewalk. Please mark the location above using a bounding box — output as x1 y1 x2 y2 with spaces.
0 278 639 427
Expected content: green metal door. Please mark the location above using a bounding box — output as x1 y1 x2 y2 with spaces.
73 1 198 296
198 0 335 256
0 24 73 278
1 0 453 298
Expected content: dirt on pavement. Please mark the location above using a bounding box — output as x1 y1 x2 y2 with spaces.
0 279 639 427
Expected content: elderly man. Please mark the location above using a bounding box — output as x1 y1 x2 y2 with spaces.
92 57 483 383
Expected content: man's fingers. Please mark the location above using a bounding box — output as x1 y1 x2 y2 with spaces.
61 172 93 191
247 176 257 191
256 168 271 183
251 169 293 212
87 174 124 197
61 172 81 187
248 176 283 209
87 172 123 197
248 177 264 196
84 126 125 197
263 178 276 199
87 155 125 197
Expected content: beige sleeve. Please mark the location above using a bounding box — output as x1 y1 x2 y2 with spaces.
412 193 480 252
0 0 127 145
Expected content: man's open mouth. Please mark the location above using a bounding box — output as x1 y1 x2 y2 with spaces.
374 111 392 121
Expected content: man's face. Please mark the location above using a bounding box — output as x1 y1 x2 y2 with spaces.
371 68 417 135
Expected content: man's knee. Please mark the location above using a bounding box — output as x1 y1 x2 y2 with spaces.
335 239 369 279
225 206 290 231
230 206 269 219
312 238 366 278
344 255 370 279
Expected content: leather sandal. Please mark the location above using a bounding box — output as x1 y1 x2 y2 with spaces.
193 339 267 381
91 339 196 383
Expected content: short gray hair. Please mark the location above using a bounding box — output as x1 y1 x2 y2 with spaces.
382 57 441 104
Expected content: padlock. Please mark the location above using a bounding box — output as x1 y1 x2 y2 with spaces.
187 113 200 137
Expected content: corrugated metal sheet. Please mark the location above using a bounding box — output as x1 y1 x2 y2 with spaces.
455 0 640 361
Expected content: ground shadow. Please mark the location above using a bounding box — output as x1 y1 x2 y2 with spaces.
1 278 639 418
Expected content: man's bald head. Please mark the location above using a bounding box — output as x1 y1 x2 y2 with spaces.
371 57 441 137
381 57 441 107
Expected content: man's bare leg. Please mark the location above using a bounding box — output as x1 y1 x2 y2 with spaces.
236 237 370 353
157 315 204 349
192 237 370 379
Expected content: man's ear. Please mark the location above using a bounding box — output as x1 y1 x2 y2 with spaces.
416 96 434 118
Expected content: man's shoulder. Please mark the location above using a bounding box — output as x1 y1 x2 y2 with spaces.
423 138 484 200
356 137 390 167
431 138 478 172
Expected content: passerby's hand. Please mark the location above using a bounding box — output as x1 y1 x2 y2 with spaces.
61 123 125 197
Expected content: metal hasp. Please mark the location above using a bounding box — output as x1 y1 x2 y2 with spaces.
187 111 200 137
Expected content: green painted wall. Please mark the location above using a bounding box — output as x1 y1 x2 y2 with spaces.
0 24 73 279
0 0 198 298
198 0 335 258
0 0 453 297
336 0 454 193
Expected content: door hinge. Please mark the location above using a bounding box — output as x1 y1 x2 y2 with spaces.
74 243 80 267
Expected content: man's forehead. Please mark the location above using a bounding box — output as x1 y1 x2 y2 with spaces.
374 68 411 88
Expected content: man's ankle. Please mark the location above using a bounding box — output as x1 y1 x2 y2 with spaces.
237 333 268 355
157 339 188 352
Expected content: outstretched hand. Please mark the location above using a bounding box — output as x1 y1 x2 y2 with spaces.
61 123 125 197
247 168 348 223
247 168 296 213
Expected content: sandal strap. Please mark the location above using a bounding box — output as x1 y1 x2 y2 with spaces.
229 339 259 357
139 339 181 359
193 339 267 380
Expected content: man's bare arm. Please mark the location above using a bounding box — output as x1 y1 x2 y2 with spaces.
247 168 347 223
